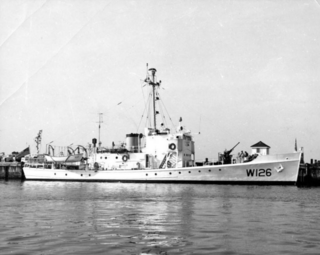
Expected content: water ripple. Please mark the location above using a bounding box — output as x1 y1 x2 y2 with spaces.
1 181 320 254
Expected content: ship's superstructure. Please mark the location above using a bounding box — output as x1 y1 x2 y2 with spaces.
87 66 195 171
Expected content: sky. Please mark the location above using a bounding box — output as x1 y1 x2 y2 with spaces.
0 0 320 162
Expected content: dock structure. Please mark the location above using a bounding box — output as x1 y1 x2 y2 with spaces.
297 159 320 186
0 162 24 180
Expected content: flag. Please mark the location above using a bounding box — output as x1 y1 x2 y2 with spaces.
179 117 182 122
294 139 297 152
16 147 30 159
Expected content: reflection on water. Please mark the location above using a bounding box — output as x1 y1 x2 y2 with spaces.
1 181 320 254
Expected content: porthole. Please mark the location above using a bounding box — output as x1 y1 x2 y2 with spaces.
209 169 211 172
65 174 67 176
179 172 181 174
116 156 118 159
81 174 83 177
89 174 91 176
219 169 221 171
146 174 148 176
169 172 172 175
198 170 201 173
105 157 107 159
189 171 191 173
54 173 56 175
155 173 157 176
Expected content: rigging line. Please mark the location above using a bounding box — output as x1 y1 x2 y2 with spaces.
137 90 151 131
157 101 163 123
162 112 169 128
140 80 147 104
143 92 152 129
157 91 168 127
147 92 153 128
159 97 175 129
148 90 153 128
157 97 167 127
155 88 166 128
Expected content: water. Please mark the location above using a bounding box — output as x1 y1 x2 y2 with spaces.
1 181 320 255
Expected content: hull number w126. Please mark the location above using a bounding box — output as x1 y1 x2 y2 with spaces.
246 168 272 177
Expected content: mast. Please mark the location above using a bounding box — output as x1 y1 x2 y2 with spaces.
145 64 160 130
151 68 157 129
97 113 103 148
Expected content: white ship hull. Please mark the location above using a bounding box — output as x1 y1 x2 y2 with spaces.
23 152 301 185
23 68 302 185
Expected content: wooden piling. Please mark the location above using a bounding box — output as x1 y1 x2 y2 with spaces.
298 159 320 186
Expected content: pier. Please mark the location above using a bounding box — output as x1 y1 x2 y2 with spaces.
0 162 25 180
297 159 320 186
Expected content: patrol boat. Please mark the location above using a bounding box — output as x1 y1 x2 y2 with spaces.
23 66 301 185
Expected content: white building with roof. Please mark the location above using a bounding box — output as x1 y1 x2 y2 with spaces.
251 141 270 155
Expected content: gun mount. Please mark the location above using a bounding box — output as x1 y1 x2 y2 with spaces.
219 142 240 164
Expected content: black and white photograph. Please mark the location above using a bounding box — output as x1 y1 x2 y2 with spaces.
1 0 320 254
